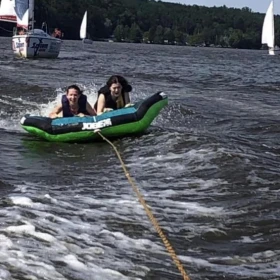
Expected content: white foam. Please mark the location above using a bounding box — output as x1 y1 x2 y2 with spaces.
44 194 58 203
5 255 67 279
32 231 56 242
236 236 258 243
5 221 56 242
99 229 165 253
252 250 277 259
81 246 105 255
202 228 227 236
162 200 223 215
0 234 13 248
10 196 34 207
179 255 214 268
63 254 87 270
0 268 11 280
102 268 126 276
5 223 35 234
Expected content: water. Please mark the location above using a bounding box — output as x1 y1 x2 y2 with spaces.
0 37 280 280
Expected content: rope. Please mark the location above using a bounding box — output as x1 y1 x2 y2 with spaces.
96 130 190 280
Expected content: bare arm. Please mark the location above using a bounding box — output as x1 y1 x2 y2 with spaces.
86 101 96 116
97 94 106 115
49 103 62 118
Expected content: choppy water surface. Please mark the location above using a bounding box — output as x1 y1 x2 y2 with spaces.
0 37 279 280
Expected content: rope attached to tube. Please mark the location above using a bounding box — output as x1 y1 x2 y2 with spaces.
95 130 190 280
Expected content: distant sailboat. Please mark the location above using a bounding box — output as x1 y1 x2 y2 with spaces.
80 11 93 45
261 0 275 55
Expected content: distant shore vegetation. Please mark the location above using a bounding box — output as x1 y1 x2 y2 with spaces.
0 0 278 50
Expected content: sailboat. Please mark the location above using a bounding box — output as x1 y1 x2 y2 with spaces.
80 11 93 45
261 0 276 55
0 0 62 58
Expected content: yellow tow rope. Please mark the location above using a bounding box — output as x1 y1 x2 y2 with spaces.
96 130 190 280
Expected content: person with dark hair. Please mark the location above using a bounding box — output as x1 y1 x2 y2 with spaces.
94 75 133 115
52 28 63 38
49 85 96 118
18 27 26 35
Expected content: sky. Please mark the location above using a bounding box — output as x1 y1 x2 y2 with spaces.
161 0 279 15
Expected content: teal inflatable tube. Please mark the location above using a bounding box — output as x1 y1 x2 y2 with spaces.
20 91 168 142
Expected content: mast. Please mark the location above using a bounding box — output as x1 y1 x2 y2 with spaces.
28 0 34 30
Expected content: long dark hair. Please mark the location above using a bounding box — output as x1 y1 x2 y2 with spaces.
106 75 132 92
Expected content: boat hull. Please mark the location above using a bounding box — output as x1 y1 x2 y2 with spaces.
20 92 168 142
268 48 275 55
12 31 61 58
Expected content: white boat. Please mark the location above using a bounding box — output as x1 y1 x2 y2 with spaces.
80 11 93 45
261 0 275 55
0 0 62 58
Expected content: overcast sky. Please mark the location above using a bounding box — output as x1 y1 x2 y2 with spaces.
161 0 278 15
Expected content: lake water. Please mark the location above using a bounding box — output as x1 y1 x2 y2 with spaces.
0 37 279 280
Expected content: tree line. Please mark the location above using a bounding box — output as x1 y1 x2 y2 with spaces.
0 0 279 49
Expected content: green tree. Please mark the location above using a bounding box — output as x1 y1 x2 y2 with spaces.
129 23 142 42
228 29 243 48
154 25 164 44
163 28 175 44
114 24 124 42
0 0 274 50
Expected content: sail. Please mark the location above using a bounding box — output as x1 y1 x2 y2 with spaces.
261 0 274 48
28 0 34 28
14 0 29 29
0 0 16 23
80 11 87 39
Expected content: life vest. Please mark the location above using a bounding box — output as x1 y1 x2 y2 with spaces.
61 94 88 117
116 93 124 109
94 86 125 111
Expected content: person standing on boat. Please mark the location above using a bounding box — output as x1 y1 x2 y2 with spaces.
94 75 133 115
49 85 96 118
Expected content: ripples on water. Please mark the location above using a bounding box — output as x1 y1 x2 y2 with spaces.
0 37 280 280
